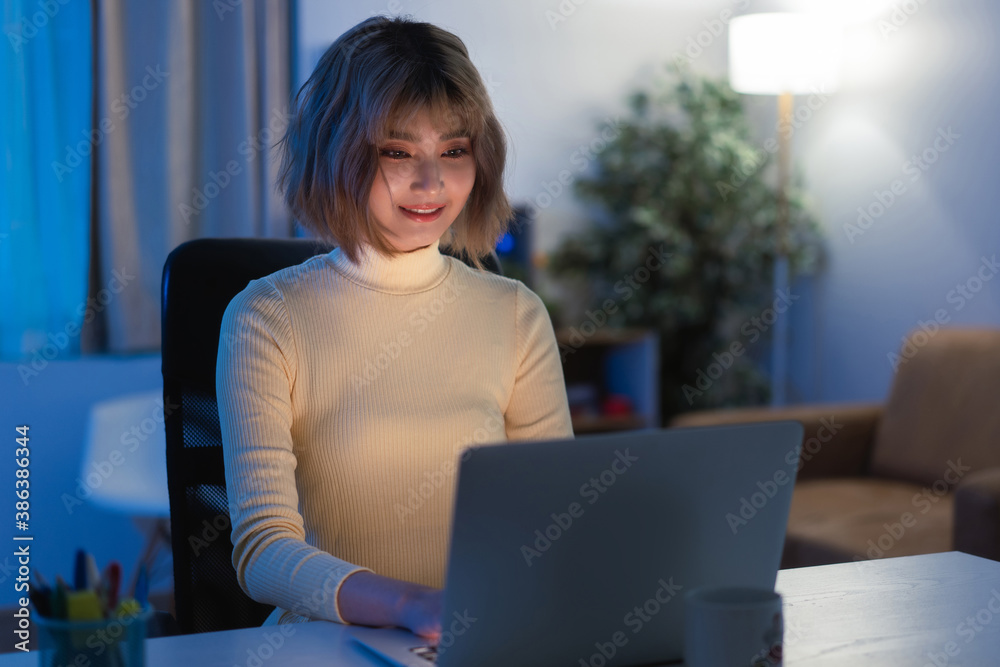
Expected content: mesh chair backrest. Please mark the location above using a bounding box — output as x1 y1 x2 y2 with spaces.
162 238 334 634
161 237 500 634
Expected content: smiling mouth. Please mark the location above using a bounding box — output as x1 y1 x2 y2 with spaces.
399 206 445 222
401 206 445 213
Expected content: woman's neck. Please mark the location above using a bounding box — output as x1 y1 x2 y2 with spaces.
327 238 451 294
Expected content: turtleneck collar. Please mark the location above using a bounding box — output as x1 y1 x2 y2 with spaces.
325 238 452 295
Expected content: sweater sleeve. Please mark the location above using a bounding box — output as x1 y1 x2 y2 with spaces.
216 278 373 625
504 282 575 442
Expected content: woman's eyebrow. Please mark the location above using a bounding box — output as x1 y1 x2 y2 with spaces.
386 129 470 141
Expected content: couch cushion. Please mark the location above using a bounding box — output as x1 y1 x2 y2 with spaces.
782 478 952 569
870 327 1000 486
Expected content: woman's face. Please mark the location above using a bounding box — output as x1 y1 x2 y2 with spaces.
369 107 476 253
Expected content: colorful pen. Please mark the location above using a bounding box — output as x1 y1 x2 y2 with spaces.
28 587 51 618
134 562 148 607
104 560 122 613
32 568 50 590
52 576 69 620
85 552 100 590
73 549 88 591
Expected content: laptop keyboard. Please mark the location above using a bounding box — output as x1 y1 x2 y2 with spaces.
410 645 438 663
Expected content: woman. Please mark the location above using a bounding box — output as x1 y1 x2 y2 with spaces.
217 14 573 643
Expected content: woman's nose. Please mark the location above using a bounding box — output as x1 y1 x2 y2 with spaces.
411 157 444 193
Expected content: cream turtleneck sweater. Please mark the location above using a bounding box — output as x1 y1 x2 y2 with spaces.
216 238 574 626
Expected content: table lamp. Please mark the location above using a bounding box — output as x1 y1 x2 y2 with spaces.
728 12 842 405
82 390 172 599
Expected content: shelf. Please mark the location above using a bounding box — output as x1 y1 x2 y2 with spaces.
560 327 660 433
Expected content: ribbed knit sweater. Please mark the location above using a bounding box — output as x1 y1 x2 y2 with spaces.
216 238 574 626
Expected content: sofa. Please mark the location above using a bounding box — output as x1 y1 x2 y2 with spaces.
670 327 1000 568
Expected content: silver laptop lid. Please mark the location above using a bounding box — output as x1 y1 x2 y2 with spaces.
436 421 802 667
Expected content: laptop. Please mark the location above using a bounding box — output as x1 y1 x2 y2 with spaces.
349 421 803 667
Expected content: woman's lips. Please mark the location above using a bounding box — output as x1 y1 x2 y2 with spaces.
399 206 445 222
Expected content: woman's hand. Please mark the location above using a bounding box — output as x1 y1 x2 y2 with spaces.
337 570 442 642
398 585 443 644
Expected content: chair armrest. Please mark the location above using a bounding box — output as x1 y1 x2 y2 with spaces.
954 467 1000 561
670 402 883 481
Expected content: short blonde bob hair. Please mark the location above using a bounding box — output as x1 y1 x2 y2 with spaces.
278 15 512 269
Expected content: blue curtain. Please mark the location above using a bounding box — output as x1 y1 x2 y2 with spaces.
1 0 91 362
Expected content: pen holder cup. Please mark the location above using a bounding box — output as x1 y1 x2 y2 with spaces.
34 605 154 667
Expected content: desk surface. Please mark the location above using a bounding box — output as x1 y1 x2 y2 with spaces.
3 552 997 666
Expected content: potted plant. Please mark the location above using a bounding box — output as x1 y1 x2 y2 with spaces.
545 65 824 424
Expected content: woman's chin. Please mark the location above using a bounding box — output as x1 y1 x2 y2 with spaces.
393 230 448 253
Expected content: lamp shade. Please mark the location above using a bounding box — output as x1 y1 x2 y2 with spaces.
729 12 842 95
81 390 170 516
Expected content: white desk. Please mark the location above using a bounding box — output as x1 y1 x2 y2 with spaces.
775 551 1000 665
3 552 997 666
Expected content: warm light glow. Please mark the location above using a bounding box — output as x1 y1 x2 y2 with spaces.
729 13 843 95
802 0 900 25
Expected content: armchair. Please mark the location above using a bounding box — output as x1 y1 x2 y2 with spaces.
671 327 1000 568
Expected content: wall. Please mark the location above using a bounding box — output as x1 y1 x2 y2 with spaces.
790 0 1000 401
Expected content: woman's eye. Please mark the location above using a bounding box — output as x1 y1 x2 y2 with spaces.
379 147 469 160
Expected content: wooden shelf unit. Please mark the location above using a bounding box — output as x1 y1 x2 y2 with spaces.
556 327 659 434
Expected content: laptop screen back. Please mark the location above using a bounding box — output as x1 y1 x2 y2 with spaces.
436 421 802 667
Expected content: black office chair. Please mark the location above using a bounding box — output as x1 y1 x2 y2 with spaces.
161 237 501 634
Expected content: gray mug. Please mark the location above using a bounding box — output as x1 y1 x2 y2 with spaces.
683 586 783 667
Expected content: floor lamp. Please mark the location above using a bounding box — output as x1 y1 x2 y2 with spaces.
728 13 841 406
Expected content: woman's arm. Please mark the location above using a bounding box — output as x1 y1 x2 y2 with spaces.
218 279 374 624
504 283 575 441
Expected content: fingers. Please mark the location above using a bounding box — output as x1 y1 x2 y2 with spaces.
418 630 440 646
